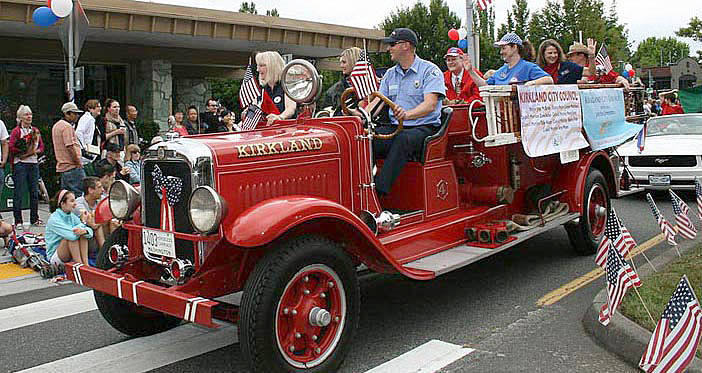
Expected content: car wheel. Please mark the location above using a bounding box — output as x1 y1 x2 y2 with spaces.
565 169 609 255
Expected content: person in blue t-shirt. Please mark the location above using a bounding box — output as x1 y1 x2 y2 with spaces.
536 39 584 84
464 32 553 87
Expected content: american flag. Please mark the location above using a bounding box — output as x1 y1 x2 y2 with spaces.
595 208 633 267
598 247 642 326
476 0 493 11
241 104 264 131
636 123 646 153
647 193 677 246
152 165 183 232
239 64 261 109
695 178 702 221
349 50 379 100
670 190 696 239
639 276 701 373
595 44 613 74
619 218 637 253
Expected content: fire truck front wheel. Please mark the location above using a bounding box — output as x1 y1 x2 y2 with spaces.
93 228 182 337
565 169 609 255
240 235 360 372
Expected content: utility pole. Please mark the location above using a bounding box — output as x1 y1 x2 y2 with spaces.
67 0 75 101
465 0 478 70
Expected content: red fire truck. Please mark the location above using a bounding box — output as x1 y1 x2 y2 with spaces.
67 60 637 372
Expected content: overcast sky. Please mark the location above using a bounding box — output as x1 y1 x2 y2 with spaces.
141 0 702 56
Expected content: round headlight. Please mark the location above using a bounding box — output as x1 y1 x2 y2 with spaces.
188 186 225 233
109 180 140 220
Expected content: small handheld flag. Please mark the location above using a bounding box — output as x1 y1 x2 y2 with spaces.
239 63 261 109
670 190 696 239
636 123 646 153
598 248 642 326
349 50 379 100
695 178 702 221
595 44 613 74
646 193 677 246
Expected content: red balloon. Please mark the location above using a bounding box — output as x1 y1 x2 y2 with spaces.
628 69 635 77
47 0 51 6
448 29 459 41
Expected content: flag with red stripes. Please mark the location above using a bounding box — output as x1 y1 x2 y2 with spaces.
349 50 379 100
636 123 646 153
239 64 261 109
476 0 493 11
647 193 677 246
599 247 642 326
595 43 613 74
670 190 696 239
695 178 702 221
595 208 632 268
241 104 264 131
619 219 637 253
639 276 701 373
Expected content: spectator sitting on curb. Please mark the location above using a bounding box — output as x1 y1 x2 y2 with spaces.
97 142 130 182
123 144 141 185
96 162 116 201
71 176 105 250
46 189 93 265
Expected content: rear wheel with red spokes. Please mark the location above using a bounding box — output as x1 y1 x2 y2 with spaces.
566 169 610 255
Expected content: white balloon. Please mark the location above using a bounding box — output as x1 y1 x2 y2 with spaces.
50 0 73 18
457 28 468 40
625 63 633 71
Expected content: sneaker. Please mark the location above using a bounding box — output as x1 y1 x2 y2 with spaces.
32 219 45 227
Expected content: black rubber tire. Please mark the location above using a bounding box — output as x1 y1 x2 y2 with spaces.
565 169 609 256
94 227 181 337
239 235 360 373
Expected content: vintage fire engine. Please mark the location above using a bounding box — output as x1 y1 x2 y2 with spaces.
66 60 638 372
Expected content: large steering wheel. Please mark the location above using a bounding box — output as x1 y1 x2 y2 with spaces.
340 88 403 140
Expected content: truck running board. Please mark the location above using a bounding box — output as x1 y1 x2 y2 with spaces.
402 213 579 277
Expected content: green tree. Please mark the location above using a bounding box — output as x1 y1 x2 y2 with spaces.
676 17 702 58
239 2 257 14
378 0 462 70
632 37 690 67
266 9 279 17
497 0 530 40
474 7 502 70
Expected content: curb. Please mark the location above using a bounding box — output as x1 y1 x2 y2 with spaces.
583 241 702 372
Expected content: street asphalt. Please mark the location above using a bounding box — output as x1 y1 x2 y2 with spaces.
0 191 699 372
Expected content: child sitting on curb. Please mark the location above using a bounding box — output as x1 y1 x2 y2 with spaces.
45 189 93 265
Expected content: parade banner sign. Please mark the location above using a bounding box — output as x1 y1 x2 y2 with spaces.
517 85 589 157
580 88 642 151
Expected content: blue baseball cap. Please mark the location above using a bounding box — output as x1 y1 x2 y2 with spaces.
494 32 523 47
382 28 418 46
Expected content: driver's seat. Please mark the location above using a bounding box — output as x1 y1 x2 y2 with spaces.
410 106 454 163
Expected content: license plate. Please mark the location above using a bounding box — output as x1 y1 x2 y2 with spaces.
142 228 176 258
648 175 671 186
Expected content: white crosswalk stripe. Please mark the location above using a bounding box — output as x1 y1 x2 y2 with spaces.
364 339 475 373
0 291 96 333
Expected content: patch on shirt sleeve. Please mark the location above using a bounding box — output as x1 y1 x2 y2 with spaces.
431 69 441 77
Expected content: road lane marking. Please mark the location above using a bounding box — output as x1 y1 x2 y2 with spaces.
0 291 96 333
537 232 665 306
364 339 475 373
18 323 238 373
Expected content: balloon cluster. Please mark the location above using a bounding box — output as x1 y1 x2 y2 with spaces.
622 63 635 79
448 28 469 50
32 0 73 27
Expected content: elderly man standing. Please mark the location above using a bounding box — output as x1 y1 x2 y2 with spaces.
374 27 446 197
52 102 85 197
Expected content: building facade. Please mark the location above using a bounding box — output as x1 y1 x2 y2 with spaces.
641 57 702 91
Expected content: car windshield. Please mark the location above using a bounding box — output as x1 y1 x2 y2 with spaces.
647 115 702 136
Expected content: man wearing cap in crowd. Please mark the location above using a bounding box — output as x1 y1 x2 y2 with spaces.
443 47 483 104
52 102 86 197
567 39 630 89
373 27 446 197
464 32 553 87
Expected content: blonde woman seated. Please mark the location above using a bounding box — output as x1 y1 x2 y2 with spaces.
46 190 94 265
256 51 297 125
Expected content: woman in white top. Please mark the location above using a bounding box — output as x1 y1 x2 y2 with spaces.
75 99 102 165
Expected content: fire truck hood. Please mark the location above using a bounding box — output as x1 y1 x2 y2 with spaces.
194 126 340 165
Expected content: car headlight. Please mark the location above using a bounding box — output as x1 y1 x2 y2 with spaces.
188 186 226 233
109 180 140 220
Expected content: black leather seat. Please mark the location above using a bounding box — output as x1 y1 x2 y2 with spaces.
411 106 454 162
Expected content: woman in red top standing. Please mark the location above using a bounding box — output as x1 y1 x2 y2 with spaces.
443 47 483 104
659 89 685 115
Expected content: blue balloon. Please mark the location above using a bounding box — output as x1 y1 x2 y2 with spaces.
457 39 468 49
621 69 630 78
32 7 59 27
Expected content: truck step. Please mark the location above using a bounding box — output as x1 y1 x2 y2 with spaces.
402 212 579 276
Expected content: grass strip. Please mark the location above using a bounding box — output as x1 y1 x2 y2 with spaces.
620 244 702 358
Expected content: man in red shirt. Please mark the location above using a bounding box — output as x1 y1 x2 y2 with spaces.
659 89 685 115
442 47 483 104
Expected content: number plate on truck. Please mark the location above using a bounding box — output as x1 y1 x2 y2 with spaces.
142 228 176 258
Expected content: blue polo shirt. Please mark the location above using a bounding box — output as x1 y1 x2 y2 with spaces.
379 56 445 127
487 59 550 85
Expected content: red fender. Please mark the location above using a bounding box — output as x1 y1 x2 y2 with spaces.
553 150 616 213
224 196 434 280
94 198 141 225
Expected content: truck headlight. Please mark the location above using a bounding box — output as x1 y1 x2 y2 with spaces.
188 186 226 233
109 180 140 220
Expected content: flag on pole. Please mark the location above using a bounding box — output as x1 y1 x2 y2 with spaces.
595 208 633 267
476 0 493 11
670 190 696 239
695 178 702 221
639 276 701 373
349 50 379 100
598 248 642 326
619 218 637 253
239 63 261 109
647 193 677 246
595 44 613 74
636 123 646 153
241 104 264 131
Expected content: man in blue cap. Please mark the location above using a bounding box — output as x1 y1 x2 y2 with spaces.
374 27 446 197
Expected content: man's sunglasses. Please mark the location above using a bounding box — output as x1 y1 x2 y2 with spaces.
390 41 408 46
